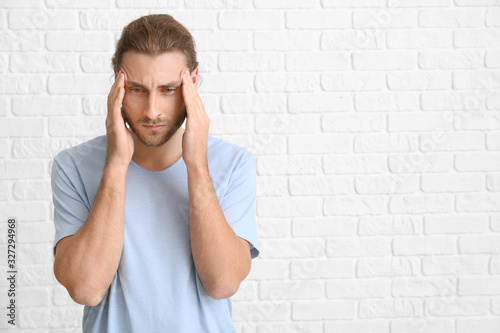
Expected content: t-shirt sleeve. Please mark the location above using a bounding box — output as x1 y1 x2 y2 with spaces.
219 150 260 259
51 155 90 258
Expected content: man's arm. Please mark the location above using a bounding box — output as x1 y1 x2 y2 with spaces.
181 69 252 299
53 70 133 306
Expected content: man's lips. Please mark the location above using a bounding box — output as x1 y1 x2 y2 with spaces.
143 124 165 131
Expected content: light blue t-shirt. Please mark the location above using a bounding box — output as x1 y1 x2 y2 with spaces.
51 135 259 333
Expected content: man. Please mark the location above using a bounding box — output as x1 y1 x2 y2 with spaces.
51 14 259 332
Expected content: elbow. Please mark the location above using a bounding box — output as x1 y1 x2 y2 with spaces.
205 279 241 300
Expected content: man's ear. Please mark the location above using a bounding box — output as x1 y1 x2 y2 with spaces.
191 68 199 86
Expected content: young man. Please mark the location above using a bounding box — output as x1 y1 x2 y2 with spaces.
51 14 259 332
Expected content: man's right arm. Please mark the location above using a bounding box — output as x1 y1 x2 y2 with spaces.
53 70 133 307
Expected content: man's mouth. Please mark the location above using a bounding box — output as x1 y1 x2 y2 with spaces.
143 124 165 131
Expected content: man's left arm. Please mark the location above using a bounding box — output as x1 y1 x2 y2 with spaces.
181 68 253 300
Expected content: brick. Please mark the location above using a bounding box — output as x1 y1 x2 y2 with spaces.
80 10 142 30
454 29 500 48
391 0 450 6
19 307 51 329
359 299 423 319
390 194 454 214
287 52 350 71
323 154 387 174
456 0 500 5
387 30 452 49
421 91 485 111
257 197 322 218
193 31 250 51
260 281 323 300
355 92 419 111
1 0 42 7
247 259 289 280
12 138 83 159
10 53 76 73
199 73 252 93
425 297 489 317
254 0 316 8
172 11 217 30
219 11 282 30
388 153 453 174
0 202 46 222
358 216 422 236
354 134 419 153
492 214 500 232
422 174 485 193
353 8 417 29
0 118 44 138
391 319 454 333
322 72 385 91
257 238 325 259
491 256 500 274
494 297 500 314
255 73 319 92
459 277 500 295
80 54 113 73
256 218 290 238
46 0 112 8
419 50 483 69
387 72 451 90
230 133 286 155
388 112 453 132
327 278 390 299
209 115 253 134
19 287 51 307
19 243 52 265
453 70 500 90
18 222 54 243
355 174 419 194
0 75 43 94
49 116 104 137
459 235 500 254
425 214 489 234
288 134 352 154
18 264 56 286
487 173 500 191
46 32 112 51
291 259 353 279
185 0 250 9
419 132 484 152
13 180 51 200
48 74 121 94
321 30 383 50
353 51 416 70
393 277 455 297
419 9 484 28
116 0 181 7
322 0 384 6
219 52 281 72
289 176 352 196
292 217 356 237
457 318 500 333
0 97 9 116
486 50 500 68
256 176 287 197
0 55 6 73
286 10 350 29
325 195 386 216
288 93 352 113
0 180 9 201
254 31 318 51
488 93 500 109
321 112 386 133
256 322 322 333
292 300 355 320
9 9 76 29
255 114 320 134
457 193 500 212
257 155 322 175
0 30 42 51
326 320 389 333
423 255 488 275
393 236 455 255
13 96 80 116
82 96 107 116
222 94 286 114
326 237 390 257
357 258 420 277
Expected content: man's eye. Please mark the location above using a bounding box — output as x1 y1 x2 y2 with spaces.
164 88 174 93
131 88 143 93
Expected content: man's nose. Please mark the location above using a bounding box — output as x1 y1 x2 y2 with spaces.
144 92 162 120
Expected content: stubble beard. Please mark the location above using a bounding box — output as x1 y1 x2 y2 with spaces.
123 106 186 148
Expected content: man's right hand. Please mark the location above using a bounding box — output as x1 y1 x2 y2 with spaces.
105 70 134 169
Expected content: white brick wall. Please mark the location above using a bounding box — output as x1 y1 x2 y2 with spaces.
1 1 499 332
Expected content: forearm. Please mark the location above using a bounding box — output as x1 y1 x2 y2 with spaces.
54 164 127 305
188 165 251 299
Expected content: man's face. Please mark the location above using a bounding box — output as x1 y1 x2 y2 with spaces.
119 50 189 147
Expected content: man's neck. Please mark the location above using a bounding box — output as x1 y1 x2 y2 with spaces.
131 128 184 171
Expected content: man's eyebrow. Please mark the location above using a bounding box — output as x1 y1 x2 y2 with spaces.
127 80 182 89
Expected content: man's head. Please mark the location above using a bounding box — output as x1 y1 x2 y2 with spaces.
111 14 199 148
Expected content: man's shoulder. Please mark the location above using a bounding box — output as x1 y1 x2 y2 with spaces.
53 135 107 168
